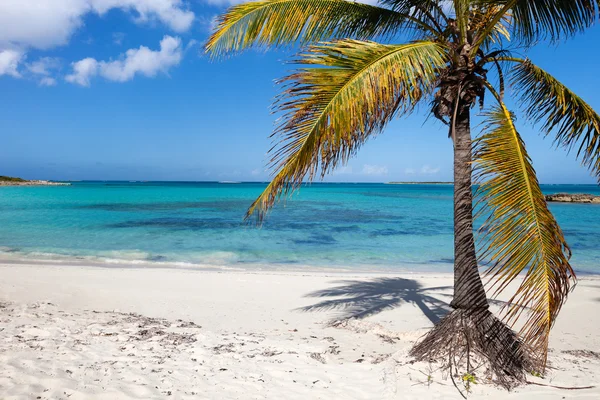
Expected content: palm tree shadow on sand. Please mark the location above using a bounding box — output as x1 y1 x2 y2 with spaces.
298 278 453 324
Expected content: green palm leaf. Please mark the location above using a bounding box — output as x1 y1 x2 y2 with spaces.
380 0 449 30
204 0 437 56
511 59 600 180
246 40 447 221
473 103 576 367
476 0 599 46
510 0 598 42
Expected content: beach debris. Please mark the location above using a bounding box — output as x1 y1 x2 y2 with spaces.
309 352 326 364
212 343 236 354
562 350 600 360
176 319 201 329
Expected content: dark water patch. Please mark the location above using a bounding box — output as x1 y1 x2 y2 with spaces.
369 228 413 237
76 200 248 212
79 200 251 212
283 200 342 208
429 258 454 264
561 229 597 239
108 217 242 230
293 233 337 245
307 208 402 223
358 191 453 201
369 224 451 237
263 220 323 231
0 247 21 253
329 225 361 233
147 255 169 262
79 199 340 214
570 241 600 251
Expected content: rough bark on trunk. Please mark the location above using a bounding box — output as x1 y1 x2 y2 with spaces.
450 106 488 311
410 102 534 388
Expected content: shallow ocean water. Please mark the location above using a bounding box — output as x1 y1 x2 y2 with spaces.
0 182 598 273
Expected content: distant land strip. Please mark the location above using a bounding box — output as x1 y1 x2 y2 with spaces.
0 176 70 187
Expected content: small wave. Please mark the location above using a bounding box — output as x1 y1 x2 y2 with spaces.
0 247 249 271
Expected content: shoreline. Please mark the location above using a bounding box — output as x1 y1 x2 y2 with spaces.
1 262 599 399
0 180 70 187
2 253 599 277
0 252 453 274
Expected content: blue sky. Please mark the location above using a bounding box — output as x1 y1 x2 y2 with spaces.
1 1 599 184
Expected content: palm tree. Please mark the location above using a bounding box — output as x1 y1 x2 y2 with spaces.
205 0 599 386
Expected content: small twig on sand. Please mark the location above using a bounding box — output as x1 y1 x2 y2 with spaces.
525 381 595 390
449 352 467 399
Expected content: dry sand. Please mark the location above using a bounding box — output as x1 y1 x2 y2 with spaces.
1 262 599 399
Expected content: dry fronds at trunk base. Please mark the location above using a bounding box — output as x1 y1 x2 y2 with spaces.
410 308 539 392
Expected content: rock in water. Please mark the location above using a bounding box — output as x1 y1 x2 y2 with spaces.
545 193 600 204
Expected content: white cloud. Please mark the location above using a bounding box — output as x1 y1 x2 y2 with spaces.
91 1 194 32
66 35 183 86
26 57 61 75
421 165 440 175
100 36 182 82
205 0 376 4
65 57 99 86
0 49 24 77
39 77 57 86
362 164 388 175
404 168 416 175
0 0 194 51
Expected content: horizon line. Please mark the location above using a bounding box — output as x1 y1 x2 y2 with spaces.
42 179 599 186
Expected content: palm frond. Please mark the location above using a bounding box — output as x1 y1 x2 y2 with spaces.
475 0 599 45
510 0 598 42
511 59 600 180
246 40 447 221
453 0 470 43
205 0 438 57
380 0 449 31
473 103 575 368
470 3 512 49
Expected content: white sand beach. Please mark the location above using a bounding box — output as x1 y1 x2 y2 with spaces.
1 262 599 399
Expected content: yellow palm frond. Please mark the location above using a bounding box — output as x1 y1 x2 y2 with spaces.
246 40 447 221
204 0 438 57
473 103 576 368
470 4 511 48
510 59 600 180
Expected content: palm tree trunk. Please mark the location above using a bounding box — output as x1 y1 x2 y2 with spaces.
450 105 488 311
411 86 533 388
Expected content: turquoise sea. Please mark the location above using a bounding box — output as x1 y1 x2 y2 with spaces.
0 182 598 273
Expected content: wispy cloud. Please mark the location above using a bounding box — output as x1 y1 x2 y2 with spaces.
362 164 388 175
66 36 183 86
333 166 353 175
26 57 60 76
39 77 57 86
112 32 125 46
421 165 440 175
